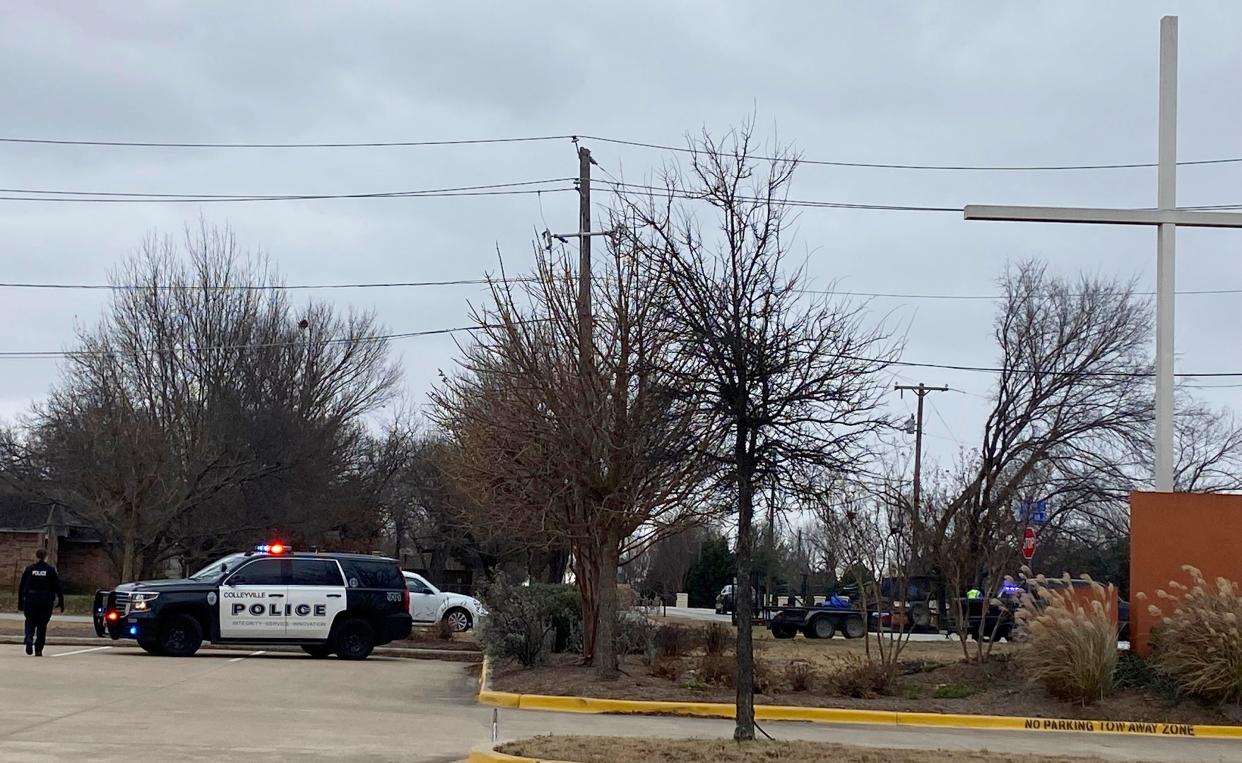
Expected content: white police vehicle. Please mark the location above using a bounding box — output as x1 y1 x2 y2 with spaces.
93 544 413 659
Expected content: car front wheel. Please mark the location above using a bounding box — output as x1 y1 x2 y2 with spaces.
158 614 203 657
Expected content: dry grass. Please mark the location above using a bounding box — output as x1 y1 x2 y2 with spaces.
784 659 814 692
1016 576 1118 704
824 654 892 698
1142 565 1242 703
654 624 693 658
500 736 1123 763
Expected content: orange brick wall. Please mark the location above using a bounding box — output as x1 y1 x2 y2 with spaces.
1130 491 1242 655
1 533 115 595
1 532 43 594
58 542 116 593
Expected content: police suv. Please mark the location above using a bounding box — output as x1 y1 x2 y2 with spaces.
93 545 413 659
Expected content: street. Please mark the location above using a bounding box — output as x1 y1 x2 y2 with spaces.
1 645 1239 762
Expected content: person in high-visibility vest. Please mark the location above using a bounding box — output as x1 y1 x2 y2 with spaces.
966 588 983 599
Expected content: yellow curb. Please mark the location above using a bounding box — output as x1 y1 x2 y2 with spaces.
467 743 578 763
477 658 1242 740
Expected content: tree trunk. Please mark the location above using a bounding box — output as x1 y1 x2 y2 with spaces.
574 541 600 663
593 536 621 679
120 506 139 582
429 543 448 585
546 548 570 584
733 431 756 742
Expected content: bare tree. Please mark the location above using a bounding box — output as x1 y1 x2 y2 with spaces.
432 225 713 678
0 224 399 579
624 122 895 740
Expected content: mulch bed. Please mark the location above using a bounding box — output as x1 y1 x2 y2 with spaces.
490 653 1242 727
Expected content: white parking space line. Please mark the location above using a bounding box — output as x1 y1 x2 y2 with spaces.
50 646 111 657
229 650 265 663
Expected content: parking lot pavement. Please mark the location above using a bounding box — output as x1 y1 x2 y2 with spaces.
0 644 487 762
5 645 1236 763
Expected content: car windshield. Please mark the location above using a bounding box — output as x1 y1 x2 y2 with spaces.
189 553 247 581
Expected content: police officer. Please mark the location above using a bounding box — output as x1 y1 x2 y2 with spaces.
17 548 64 656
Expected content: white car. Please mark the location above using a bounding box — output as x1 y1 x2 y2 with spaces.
402 571 486 632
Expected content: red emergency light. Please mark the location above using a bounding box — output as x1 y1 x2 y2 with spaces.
105 611 119 622
255 543 289 554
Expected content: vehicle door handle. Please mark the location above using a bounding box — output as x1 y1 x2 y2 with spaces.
269 594 285 598
326 594 342 598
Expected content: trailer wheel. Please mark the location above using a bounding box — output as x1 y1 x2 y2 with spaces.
843 616 866 639
804 615 835 640
772 625 798 639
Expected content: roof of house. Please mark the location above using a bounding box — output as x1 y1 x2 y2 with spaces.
0 494 98 540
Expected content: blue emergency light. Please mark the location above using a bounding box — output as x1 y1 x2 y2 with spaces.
255 543 289 554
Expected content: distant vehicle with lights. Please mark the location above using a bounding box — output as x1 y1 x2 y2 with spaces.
402 571 486 632
92 544 413 659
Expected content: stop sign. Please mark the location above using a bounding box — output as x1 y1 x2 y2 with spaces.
1021 526 1037 561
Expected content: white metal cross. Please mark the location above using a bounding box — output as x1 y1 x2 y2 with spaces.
964 16 1242 492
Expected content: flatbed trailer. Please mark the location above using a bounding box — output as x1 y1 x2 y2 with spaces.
766 605 867 640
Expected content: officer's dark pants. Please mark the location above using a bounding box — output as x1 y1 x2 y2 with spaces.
23 603 53 655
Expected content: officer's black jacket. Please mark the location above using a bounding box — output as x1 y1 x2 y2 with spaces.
18 560 64 612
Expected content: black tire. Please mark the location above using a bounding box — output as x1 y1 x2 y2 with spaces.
772 625 798 639
158 614 203 657
301 644 333 658
804 616 835 640
444 608 473 633
843 616 866 640
137 639 163 656
332 618 376 661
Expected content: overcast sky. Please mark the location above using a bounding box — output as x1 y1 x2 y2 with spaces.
1 1 1240 477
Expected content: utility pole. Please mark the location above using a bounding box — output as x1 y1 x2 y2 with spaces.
577 146 593 376
895 383 949 511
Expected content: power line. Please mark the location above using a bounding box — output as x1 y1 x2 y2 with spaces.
579 135 1242 172
0 277 535 291
0 274 1237 302
806 286 1242 301
0 177 573 200
0 179 576 204
0 320 551 360
6 130 1242 172
0 134 575 149
595 178 1242 214
867 355 1242 380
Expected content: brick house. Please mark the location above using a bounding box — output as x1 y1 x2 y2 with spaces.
0 497 113 595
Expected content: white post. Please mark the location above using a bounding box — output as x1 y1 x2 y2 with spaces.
1154 15 1177 492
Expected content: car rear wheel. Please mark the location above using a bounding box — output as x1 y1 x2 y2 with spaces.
772 624 798 639
332 619 376 660
158 614 203 657
804 616 835 640
444 608 473 633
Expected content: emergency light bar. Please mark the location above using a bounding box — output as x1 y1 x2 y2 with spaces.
255 543 289 554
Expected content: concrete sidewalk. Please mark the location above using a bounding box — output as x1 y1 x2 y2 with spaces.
0 612 92 624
